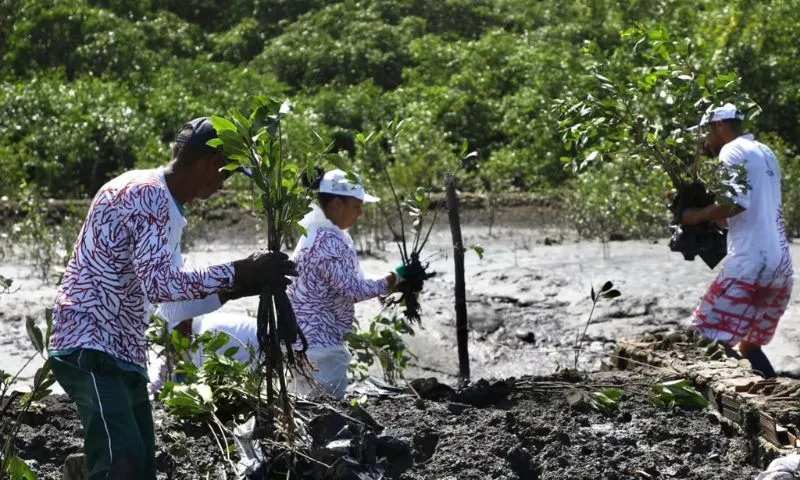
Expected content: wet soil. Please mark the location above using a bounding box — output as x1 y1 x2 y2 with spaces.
3 370 763 479
4 395 233 480
1 204 798 478
370 372 762 480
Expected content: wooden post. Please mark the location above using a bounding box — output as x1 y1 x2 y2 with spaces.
446 173 470 382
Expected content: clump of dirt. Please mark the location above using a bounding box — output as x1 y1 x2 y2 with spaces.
5 370 763 479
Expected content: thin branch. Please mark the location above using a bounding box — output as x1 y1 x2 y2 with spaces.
416 198 440 253
574 296 599 369
381 163 408 263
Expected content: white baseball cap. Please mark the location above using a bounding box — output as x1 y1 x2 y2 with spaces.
689 103 745 130
319 169 380 203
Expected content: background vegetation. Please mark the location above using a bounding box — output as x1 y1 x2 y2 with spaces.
2 0 800 238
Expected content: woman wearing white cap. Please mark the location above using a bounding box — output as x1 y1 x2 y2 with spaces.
289 169 405 399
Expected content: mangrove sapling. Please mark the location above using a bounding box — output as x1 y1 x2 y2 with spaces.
210 95 332 441
556 25 755 245
339 121 440 384
355 120 437 324
154 324 272 471
347 310 417 385
649 379 708 409
573 281 621 370
1 310 56 479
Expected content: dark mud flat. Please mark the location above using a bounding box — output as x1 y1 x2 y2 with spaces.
369 371 761 480
6 396 233 480
6 371 762 480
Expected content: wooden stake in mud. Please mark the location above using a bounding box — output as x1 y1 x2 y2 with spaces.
446 173 470 382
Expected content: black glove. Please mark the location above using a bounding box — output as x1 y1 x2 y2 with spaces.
273 289 298 344
232 251 297 292
669 181 715 223
668 181 727 269
219 281 270 303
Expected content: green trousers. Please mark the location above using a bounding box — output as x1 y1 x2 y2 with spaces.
50 349 156 480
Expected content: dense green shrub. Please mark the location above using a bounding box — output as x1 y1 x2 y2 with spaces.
0 0 799 241
0 75 160 197
256 2 423 90
567 157 671 240
3 1 152 79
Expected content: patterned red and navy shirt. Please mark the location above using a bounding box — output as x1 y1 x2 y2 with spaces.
49 168 234 367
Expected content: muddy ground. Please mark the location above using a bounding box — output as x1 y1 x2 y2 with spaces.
5 370 764 480
1 204 799 478
3 205 800 385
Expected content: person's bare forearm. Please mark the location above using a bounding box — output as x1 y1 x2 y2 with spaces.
682 203 744 226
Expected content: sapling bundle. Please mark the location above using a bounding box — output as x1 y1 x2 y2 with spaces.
355 120 436 324
556 25 756 267
209 96 330 435
384 185 437 323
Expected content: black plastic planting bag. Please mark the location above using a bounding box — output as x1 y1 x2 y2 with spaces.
668 181 727 269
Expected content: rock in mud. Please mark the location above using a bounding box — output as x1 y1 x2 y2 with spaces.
515 329 535 343
409 377 455 401
62 453 87 480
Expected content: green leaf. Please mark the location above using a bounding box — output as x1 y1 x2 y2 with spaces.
221 162 242 171
590 391 620 410
650 379 708 409
598 388 623 401
210 116 237 133
232 110 251 135
44 308 54 345
7 455 36 480
345 171 362 186
25 316 44 354
602 289 622 299
584 150 599 164
469 244 484 260
205 332 230 354
600 281 613 293
223 346 240 358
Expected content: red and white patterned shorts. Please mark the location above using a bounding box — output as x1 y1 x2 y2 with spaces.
690 274 793 346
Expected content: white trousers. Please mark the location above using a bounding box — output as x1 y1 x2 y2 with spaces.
292 345 351 400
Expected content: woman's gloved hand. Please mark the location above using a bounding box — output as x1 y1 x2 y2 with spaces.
394 264 409 285
394 260 434 293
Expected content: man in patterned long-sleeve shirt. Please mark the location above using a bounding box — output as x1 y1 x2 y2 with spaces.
48 117 294 480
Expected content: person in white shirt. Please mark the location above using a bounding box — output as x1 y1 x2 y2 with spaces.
148 309 260 397
682 104 793 378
